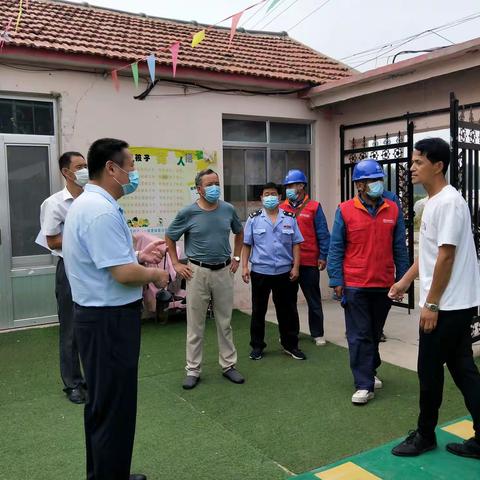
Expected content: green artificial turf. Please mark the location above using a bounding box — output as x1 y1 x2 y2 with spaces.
0 310 477 480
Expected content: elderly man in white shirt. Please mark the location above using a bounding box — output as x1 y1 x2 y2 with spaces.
36 151 89 404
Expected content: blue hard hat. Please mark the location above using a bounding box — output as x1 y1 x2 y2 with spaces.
352 159 385 181
283 169 307 185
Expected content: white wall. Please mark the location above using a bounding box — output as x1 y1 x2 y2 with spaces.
0 66 329 308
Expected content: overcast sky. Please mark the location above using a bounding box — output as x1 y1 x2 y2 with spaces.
68 0 480 72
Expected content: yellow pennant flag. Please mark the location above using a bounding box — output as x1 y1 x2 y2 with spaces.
191 29 206 48
15 0 23 32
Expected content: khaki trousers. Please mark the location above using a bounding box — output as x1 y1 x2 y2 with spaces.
185 262 237 377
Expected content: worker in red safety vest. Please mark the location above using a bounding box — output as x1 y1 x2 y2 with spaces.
280 169 331 346
327 158 409 405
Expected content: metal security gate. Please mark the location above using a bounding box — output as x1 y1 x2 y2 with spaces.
450 92 480 342
340 119 415 309
450 92 480 256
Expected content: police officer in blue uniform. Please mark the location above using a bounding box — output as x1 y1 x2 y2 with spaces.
242 182 306 361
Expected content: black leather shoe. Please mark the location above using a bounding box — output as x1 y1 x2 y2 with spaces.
182 375 200 390
446 438 480 459
222 367 245 384
66 387 86 405
129 475 147 480
392 430 437 456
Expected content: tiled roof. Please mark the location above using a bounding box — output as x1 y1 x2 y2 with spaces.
0 0 354 85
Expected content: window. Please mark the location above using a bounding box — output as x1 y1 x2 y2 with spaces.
0 99 54 135
223 118 312 219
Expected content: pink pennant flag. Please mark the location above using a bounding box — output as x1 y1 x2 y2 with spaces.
0 18 13 50
111 70 120 92
229 11 244 49
170 42 180 78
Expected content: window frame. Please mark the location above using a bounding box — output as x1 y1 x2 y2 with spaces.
222 116 314 219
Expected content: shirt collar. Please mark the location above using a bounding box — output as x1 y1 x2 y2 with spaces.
84 184 122 212
62 186 74 202
358 193 384 211
289 194 309 209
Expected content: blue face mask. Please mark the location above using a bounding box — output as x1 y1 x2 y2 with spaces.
367 180 384 199
286 188 298 201
204 185 221 203
114 166 140 196
262 195 279 210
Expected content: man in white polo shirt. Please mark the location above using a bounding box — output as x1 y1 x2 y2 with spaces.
36 151 89 404
63 138 169 480
389 137 480 460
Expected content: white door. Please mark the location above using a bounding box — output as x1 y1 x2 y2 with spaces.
0 135 59 329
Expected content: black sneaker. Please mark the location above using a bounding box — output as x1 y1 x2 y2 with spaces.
392 430 437 456
249 349 263 360
283 348 307 360
446 438 480 459
66 387 86 405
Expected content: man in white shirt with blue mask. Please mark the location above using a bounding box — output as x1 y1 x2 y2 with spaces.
63 138 168 480
37 151 89 404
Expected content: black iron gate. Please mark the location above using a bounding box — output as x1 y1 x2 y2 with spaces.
450 92 480 256
340 120 415 309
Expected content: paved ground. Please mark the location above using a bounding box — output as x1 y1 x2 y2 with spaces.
242 297 480 372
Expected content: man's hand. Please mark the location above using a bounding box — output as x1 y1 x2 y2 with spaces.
230 257 240 274
318 259 327 271
174 262 193 280
152 269 169 289
420 307 438 333
242 267 250 284
289 267 299 282
334 285 344 299
138 239 166 264
388 280 410 301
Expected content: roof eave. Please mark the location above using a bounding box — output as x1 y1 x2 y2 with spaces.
0 45 313 91
302 37 480 108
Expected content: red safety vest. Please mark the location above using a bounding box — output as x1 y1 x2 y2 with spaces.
281 196 321 267
339 196 398 288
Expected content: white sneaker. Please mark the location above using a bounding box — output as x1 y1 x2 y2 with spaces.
314 336 327 346
352 389 375 405
374 376 383 389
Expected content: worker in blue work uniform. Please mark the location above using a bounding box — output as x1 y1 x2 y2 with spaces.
242 182 306 361
327 158 409 405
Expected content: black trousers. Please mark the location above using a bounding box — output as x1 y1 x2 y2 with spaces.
74 300 142 480
250 271 299 351
295 266 324 338
55 258 84 391
417 307 480 440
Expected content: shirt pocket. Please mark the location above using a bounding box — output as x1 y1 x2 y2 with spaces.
253 228 266 238
347 224 368 244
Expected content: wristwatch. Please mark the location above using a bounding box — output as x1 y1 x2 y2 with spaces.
233 256 241 262
424 302 439 312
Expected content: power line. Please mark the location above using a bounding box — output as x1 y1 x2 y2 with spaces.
342 11 480 62
253 0 300 30
241 0 287 29
287 0 333 32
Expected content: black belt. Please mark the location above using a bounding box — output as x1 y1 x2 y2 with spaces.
189 258 231 270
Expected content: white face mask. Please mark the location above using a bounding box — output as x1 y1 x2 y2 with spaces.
73 168 89 187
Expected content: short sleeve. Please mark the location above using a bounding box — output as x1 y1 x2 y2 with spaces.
292 219 304 244
166 209 189 241
84 213 134 269
41 200 64 236
436 199 463 247
243 217 253 245
231 207 243 234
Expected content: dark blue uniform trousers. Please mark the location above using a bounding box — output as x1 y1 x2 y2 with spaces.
295 266 324 338
74 300 142 480
344 288 392 392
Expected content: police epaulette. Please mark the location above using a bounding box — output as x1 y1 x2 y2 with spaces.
283 211 295 218
249 209 262 218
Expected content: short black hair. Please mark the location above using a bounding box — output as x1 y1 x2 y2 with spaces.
87 138 129 179
58 151 84 172
414 137 450 175
262 182 281 195
195 168 218 187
